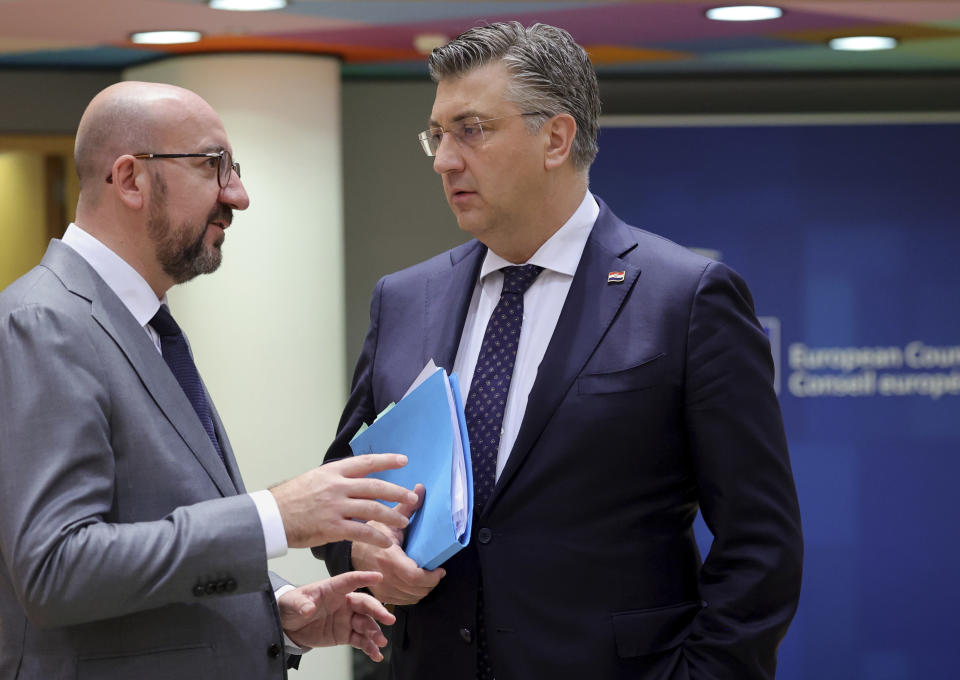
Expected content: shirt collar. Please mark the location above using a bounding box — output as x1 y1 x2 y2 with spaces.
61 223 166 327
480 191 599 281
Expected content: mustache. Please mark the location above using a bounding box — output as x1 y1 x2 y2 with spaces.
207 205 233 227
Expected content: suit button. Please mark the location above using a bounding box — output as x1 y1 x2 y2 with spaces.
225 578 237 592
477 528 492 544
216 580 228 593
204 582 217 595
192 585 205 597
459 627 472 644
267 643 282 658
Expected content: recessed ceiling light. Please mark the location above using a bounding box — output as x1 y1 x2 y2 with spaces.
130 30 202 45
828 36 898 51
706 5 784 21
208 0 288 10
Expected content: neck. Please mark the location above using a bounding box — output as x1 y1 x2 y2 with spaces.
485 175 587 264
75 209 172 299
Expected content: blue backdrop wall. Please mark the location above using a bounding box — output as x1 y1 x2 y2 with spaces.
590 119 960 680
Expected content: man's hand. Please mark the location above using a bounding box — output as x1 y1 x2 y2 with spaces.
271 454 419 549
351 484 445 605
278 572 395 662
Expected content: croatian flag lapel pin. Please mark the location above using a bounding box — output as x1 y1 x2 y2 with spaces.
607 270 626 284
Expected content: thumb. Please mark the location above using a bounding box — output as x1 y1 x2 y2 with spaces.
279 584 320 623
395 483 426 520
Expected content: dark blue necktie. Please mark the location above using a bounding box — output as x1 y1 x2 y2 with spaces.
466 264 543 509
464 264 542 680
150 305 224 462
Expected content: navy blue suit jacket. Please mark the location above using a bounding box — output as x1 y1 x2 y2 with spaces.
321 199 802 680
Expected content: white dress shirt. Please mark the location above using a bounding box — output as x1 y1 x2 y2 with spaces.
453 192 600 480
61 223 288 560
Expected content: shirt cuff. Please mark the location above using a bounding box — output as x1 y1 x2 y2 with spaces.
249 489 288 560
274 584 313 655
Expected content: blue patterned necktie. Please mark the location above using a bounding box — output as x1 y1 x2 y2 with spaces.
150 305 224 463
465 264 543 510
465 264 542 680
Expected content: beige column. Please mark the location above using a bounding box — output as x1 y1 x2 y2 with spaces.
125 54 348 680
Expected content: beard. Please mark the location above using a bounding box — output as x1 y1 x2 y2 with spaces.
147 176 231 284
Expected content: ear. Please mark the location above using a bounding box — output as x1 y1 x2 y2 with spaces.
108 155 146 210
543 113 577 171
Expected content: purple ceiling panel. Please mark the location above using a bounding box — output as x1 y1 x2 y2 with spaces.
266 2 886 52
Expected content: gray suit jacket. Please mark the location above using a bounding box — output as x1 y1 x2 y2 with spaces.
0 240 290 679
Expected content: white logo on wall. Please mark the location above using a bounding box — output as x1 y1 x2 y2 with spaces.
787 341 960 399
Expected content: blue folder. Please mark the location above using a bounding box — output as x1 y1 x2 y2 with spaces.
350 368 473 570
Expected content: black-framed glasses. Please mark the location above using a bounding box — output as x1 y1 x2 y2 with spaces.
417 112 548 157
131 149 240 188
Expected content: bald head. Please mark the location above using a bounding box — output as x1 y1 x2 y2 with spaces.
74 81 219 200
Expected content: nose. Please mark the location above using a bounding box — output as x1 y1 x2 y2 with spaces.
432 133 465 176
219 169 250 210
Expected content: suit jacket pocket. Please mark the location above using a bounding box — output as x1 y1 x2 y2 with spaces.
77 644 214 680
578 352 667 395
611 600 703 658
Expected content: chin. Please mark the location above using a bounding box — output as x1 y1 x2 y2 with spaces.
453 212 478 234
458 219 492 242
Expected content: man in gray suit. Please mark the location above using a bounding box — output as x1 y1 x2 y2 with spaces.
0 81 420 679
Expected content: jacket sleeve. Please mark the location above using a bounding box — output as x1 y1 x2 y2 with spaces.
681 261 804 679
0 304 270 628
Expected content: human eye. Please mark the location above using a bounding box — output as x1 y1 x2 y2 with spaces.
460 120 482 140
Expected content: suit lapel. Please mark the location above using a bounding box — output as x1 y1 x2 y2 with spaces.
209 401 246 493
44 242 238 496
486 204 642 511
424 241 486 373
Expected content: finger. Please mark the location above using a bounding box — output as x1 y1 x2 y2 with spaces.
394 583 437 603
350 609 391 640
352 632 385 663
323 571 384 600
347 477 420 506
344 498 415 529
277 587 320 628
330 453 409 478
338 520 397 550
395 560 446 589
346 592 396 625
394 483 426 520
354 637 382 662
385 570 441 604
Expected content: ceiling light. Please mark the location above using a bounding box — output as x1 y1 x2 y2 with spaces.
828 36 898 51
706 6 784 21
130 30 202 45
208 0 288 10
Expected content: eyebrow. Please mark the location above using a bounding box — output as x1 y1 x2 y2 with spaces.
184 144 224 155
427 110 486 128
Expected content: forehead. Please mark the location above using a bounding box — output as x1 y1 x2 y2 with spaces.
430 62 516 124
158 101 232 153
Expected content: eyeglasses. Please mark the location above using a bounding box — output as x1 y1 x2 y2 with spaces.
417 112 547 157
131 149 240 188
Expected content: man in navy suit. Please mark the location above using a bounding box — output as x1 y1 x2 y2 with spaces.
319 22 803 680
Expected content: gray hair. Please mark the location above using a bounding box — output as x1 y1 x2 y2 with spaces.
428 22 601 171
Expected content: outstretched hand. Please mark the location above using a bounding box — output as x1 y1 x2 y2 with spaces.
278 571 396 662
271 453 419 549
